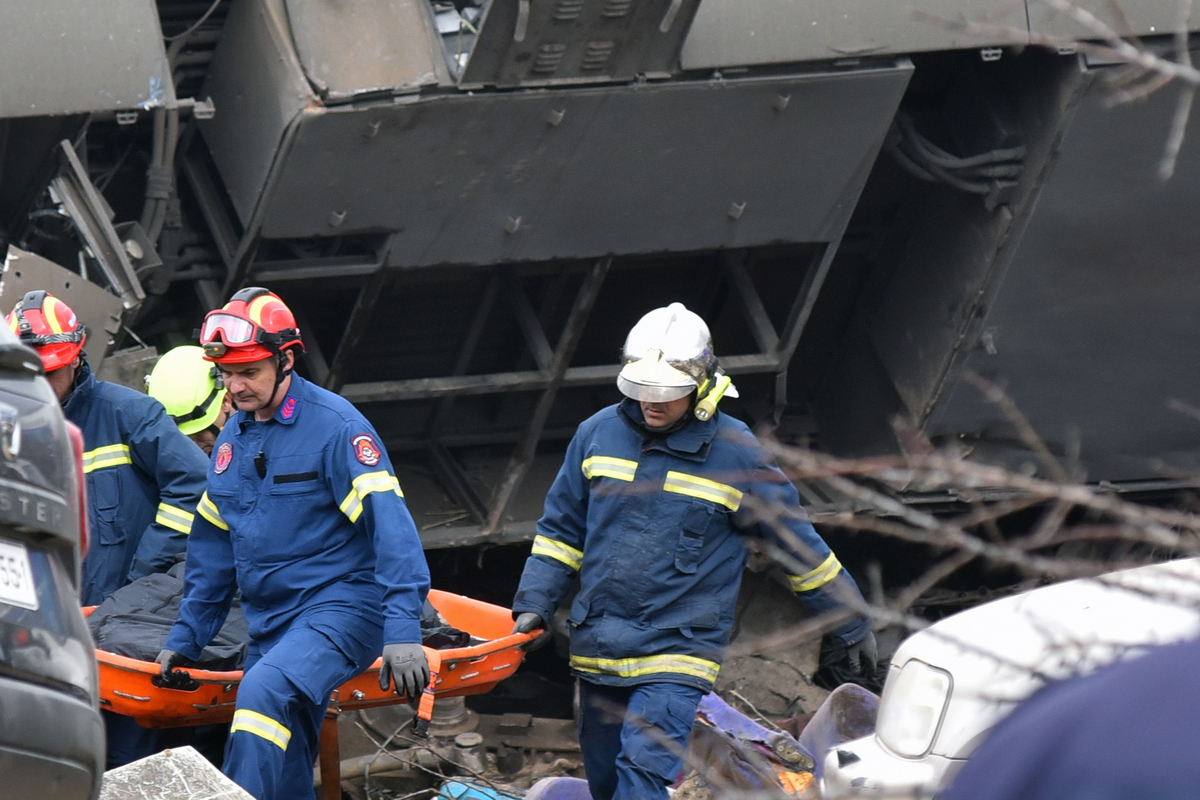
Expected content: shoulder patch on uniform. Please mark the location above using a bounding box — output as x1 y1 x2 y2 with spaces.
214 442 233 474
281 396 297 419
352 433 381 466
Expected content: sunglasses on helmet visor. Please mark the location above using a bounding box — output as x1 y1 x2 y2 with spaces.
200 313 257 345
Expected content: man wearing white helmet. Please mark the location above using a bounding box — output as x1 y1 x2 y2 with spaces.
511 303 875 800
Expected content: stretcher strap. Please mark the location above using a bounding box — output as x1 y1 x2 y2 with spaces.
413 648 442 737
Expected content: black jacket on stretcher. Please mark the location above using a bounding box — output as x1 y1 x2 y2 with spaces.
513 399 870 692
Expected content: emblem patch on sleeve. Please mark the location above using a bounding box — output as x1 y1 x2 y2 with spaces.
352 433 381 466
214 442 233 474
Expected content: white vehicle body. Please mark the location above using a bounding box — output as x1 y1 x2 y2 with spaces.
821 558 1200 799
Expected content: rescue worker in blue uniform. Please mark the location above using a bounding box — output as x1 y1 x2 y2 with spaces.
6 290 210 770
156 288 431 800
512 303 877 800
5 291 208 606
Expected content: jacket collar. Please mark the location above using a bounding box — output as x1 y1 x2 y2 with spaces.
61 362 96 415
237 374 306 429
618 397 719 458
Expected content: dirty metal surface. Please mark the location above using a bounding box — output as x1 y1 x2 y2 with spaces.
925 59 1200 480
0 0 170 119
284 0 444 102
100 746 253 800
461 0 701 87
251 62 910 265
681 0 1028 70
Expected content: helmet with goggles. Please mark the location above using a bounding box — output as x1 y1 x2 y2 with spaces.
147 346 227 436
5 290 87 372
617 303 738 420
198 287 304 364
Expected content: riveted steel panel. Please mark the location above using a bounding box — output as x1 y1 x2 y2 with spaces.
284 0 444 102
0 0 170 118
681 0 1028 70
254 60 911 266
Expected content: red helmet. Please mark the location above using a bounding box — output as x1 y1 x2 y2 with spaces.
6 291 87 372
199 287 304 364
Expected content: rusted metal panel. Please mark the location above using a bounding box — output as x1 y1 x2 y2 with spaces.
0 0 170 118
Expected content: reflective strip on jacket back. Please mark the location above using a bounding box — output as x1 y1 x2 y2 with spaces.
82 443 132 473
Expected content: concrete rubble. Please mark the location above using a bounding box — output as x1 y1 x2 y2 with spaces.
100 747 252 800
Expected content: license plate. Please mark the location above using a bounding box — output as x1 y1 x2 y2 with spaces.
0 539 38 611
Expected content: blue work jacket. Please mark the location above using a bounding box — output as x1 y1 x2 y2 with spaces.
63 363 208 606
164 375 430 662
513 399 870 691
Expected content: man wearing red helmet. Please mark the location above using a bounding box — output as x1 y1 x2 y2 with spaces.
156 288 431 800
5 290 208 607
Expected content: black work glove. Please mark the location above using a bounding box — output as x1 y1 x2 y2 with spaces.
155 648 184 678
379 643 430 700
512 612 552 652
845 631 879 676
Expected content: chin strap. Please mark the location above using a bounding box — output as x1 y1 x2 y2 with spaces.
265 349 294 410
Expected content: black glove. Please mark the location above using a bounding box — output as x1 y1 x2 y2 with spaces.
379 643 430 700
845 631 879 675
512 612 552 652
155 648 184 678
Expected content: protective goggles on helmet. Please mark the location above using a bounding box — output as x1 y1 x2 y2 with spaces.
199 311 295 359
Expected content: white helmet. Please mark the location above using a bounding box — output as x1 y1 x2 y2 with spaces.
617 303 738 418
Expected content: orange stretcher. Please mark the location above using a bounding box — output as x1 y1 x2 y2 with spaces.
87 589 537 728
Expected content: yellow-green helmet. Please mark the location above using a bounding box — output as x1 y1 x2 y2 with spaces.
147 345 227 436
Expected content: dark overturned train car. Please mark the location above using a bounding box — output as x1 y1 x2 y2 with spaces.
2 0 1199 555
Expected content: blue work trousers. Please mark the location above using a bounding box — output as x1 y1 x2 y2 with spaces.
223 611 381 800
577 680 705 800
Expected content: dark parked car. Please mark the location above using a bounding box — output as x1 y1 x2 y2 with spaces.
0 323 102 799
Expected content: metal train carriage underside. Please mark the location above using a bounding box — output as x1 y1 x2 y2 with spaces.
2 0 1199 548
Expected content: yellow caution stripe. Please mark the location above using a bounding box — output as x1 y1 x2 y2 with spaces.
155 502 195 535
581 455 638 482
571 653 721 684
787 552 842 592
339 470 403 523
196 492 228 531
82 443 132 474
531 535 583 571
663 471 743 511
230 709 292 751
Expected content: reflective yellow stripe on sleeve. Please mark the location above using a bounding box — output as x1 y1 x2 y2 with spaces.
787 552 843 592
339 470 403 523
531 535 583 571
196 492 228 531
663 471 743 511
155 502 195 535
571 653 721 684
230 709 292 751
82 443 132 474
581 456 638 482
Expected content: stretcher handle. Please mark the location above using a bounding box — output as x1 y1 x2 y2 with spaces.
412 648 442 738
